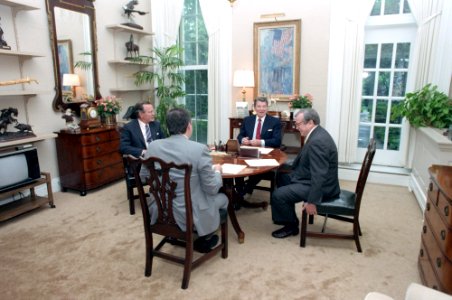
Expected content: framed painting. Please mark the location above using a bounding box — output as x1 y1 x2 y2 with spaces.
57 39 74 94
253 19 301 100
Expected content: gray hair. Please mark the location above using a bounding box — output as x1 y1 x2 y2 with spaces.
295 108 320 125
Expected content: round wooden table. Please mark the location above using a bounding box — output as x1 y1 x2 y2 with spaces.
211 149 288 243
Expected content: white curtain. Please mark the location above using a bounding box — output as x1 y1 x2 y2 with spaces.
150 0 184 48
407 0 452 91
325 0 375 163
199 0 232 144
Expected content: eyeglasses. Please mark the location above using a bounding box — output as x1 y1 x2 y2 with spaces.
295 121 307 127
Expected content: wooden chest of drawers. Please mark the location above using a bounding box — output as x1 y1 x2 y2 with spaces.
55 127 123 196
419 165 452 294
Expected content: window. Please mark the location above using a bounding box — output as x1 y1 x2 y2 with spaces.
179 0 208 144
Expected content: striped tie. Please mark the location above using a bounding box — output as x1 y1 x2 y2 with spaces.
256 118 262 139
146 125 153 144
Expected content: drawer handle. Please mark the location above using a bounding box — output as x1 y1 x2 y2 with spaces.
429 182 433 191
433 285 438 290
445 206 449 216
97 159 103 165
436 257 442 268
426 203 430 211
96 146 101 152
441 230 446 240
420 249 424 257
423 225 427 234
238 122 242 126
95 136 101 142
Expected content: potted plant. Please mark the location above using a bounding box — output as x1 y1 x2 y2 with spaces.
133 44 186 135
95 95 122 126
288 93 313 119
391 84 452 129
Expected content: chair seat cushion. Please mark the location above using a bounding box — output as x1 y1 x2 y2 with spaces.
316 190 356 215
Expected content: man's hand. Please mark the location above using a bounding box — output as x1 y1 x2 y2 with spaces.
241 137 250 145
249 139 261 146
212 164 222 173
302 202 317 215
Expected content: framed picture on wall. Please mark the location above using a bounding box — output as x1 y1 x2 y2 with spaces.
253 19 301 100
57 39 74 94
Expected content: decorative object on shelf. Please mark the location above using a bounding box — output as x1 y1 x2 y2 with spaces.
0 107 35 141
0 17 11 50
133 45 186 135
95 96 122 126
122 0 148 30
391 83 452 129
233 70 255 102
61 108 79 131
0 77 38 86
79 103 101 130
125 34 140 60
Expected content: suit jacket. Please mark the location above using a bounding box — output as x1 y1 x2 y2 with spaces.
290 126 340 204
237 114 282 148
119 119 165 157
144 135 227 236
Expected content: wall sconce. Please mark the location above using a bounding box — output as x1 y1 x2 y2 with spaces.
233 70 254 102
62 73 80 102
227 0 237 7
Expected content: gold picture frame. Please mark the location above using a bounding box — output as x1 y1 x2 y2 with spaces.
253 19 301 100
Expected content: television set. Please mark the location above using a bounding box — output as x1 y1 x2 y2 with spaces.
0 146 41 193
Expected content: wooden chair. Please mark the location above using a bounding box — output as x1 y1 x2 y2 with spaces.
122 155 140 215
300 138 376 252
128 155 228 289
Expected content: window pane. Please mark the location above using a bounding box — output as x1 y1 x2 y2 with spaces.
192 119 207 144
374 126 386 149
195 70 207 94
185 95 196 113
375 99 388 123
196 95 208 119
388 127 401 150
364 44 378 68
392 71 407 97
395 43 410 68
384 0 400 15
362 72 375 96
184 42 196 65
360 99 373 122
185 70 195 93
403 0 411 13
390 100 403 124
377 71 390 96
184 0 196 15
198 41 208 65
183 17 197 42
380 43 393 68
358 125 371 148
370 0 382 16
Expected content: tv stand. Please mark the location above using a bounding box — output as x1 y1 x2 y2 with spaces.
0 172 55 222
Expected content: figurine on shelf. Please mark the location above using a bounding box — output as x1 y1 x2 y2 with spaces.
122 0 148 30
15 123 33 133
0 107 18 135
0 17 11 50
61 108 79 131
125 34 140 60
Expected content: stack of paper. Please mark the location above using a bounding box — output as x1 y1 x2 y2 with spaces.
221 163 247 174
244 159 280 167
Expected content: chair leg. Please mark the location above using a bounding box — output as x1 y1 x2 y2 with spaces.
321 214 328 233
181 243 194 289
145 236 153 277
127 187 135 215
308 214 314 224
221 220 228 258
354 221 362 253
300 210 308 247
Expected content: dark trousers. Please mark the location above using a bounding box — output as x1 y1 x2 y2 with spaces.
271 170 310 225
234 174 264 195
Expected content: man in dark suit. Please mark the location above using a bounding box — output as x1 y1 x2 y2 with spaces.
236 97 282 198
119 102 165 158
271 108 340 238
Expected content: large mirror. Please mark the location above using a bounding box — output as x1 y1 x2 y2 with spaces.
46 0 101 113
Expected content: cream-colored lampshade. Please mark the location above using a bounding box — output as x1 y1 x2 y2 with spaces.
62 73 80 87
233 70 254 101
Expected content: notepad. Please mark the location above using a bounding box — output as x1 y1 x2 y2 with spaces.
221 163 247 174
239 146 274 155
244 159 280 167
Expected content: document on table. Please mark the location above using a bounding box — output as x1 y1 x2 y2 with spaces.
239 146 274 155
244 159 280 167
221 163 247 174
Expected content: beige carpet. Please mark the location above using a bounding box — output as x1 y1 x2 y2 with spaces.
0 180 422 300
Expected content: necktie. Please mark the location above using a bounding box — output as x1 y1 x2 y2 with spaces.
256 118 262 140
146 124 153 144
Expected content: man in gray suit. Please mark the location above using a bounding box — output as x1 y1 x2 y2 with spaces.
271 108 340 238
144 108 228 252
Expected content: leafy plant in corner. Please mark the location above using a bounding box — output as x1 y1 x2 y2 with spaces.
133 44 186 135
74 52 93 71
391 84 452 129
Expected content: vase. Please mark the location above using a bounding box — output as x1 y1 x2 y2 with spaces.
101 115 117 126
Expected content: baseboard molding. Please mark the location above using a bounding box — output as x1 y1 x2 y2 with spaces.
339 164 410 187
408 172 427 211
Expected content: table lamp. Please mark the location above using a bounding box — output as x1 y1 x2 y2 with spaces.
62 73 80 102
233 70 254 102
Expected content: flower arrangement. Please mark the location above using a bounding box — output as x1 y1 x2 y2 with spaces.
95 95 122 117
288 93 313 109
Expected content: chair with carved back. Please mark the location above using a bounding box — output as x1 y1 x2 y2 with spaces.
122 155 140 215
300 138 376 252
128 155 228 289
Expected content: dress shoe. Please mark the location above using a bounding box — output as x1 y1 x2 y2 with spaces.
194 234 219 253
271 225 299 238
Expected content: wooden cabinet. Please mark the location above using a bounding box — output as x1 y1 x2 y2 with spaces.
55 127 123 196
419 165 452 294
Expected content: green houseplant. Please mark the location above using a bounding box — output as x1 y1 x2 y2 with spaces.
392 84 452 128
289 93 313 109
133 44 186 135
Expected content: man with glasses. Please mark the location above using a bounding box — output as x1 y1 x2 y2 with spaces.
270 108 340 238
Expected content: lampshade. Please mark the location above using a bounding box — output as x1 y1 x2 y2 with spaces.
233 70 254 88
62 73 80 87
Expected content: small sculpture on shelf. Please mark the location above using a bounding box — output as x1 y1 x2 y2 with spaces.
0 17 11 50
122 0 148 30
0 107 35 142
125 34 140 60
61 108 79 131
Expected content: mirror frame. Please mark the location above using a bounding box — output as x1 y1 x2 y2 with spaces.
46 0 101 113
